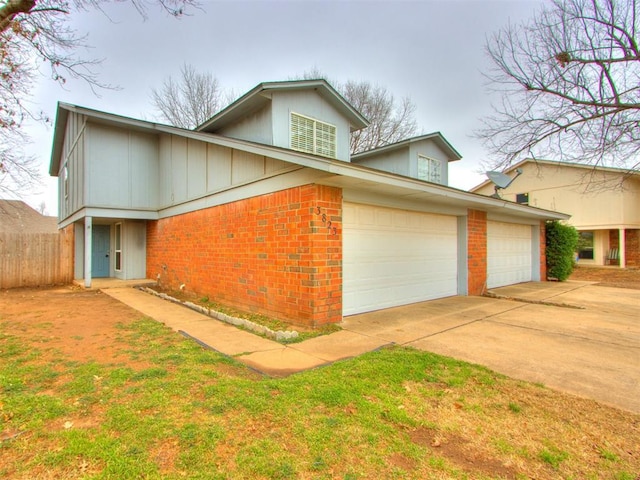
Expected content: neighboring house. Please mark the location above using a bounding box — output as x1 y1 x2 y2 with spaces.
471 159 640 268
49 79 567 327
0 200 58 233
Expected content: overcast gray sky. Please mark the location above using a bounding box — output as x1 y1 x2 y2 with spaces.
24 0 542 215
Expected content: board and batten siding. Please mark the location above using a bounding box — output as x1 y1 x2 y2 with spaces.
157 134 290 208
118 220 147 280
353 138 451 186
215 104 273 146
86 123 159 209
59 111 87 220
408 140 450 185
353 149 409 176
271 90 352 162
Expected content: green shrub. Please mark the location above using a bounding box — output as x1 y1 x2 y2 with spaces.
545 220 578 281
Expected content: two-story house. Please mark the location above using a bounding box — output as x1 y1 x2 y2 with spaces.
49 79 567 327
471 159 640 268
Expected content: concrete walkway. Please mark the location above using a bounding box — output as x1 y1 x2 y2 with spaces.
103 281 640 413
102 288 391 377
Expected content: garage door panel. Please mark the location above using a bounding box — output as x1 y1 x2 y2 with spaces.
487 221 532 288
343 203 458 316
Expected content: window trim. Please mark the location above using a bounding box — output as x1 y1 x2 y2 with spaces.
62 162 69 200
417 154 442 184
290 112 337 158
114 222 123 272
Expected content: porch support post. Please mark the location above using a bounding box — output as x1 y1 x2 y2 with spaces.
84 216 92 288
618 229 626 268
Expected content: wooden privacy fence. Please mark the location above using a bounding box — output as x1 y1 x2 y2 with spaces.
0 232 74 289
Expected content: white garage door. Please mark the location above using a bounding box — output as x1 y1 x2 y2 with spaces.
343 203 458 316
487 221 532 288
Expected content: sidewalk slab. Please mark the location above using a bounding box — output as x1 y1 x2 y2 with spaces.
102 288 281 356
290 330 392 362
237 348 329 377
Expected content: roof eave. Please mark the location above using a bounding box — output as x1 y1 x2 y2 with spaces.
196 79 369 133
49 103 70 177
49 103 566 222
352 132 463 162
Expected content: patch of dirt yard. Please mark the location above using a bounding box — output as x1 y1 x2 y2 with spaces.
570 265 640 289
0 286 151 366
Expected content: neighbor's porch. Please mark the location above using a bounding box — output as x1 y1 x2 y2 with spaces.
576 227 638 268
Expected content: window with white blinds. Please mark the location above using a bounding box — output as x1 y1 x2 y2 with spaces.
417 154 442 184
290 112 336 158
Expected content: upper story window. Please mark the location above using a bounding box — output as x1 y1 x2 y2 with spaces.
516 193 529 205
417 154 441 183
290 112 336 158
62 163 69 199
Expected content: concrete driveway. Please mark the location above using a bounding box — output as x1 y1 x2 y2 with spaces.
342 281 640 413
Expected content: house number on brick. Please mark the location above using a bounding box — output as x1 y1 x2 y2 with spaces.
316 206 338 235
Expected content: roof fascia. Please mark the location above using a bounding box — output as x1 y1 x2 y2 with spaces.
352 132 463 162
49 103 70 176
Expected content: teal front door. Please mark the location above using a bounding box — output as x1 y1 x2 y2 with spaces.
92 225 110 278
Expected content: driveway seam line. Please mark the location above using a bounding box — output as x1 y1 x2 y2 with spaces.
398 303 529 346
483 319 640 349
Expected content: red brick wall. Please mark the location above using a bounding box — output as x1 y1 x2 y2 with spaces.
146 184 342 327
539 221 547 281
467 209 487 295
609 230 619 249
625 229 639 267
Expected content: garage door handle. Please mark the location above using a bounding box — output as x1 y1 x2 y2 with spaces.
105 254 109 258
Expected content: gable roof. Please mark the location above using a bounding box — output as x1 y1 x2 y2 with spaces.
196 79 370 133
351 132 463 162
0 200 58 233
470 158 640 192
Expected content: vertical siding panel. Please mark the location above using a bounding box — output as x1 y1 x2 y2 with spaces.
187 139 207 198
207 144 232 191
159 134 172 206
171 136 188 203
232 150 266 185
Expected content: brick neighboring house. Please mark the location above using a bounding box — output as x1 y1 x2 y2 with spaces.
471 159 640 268
49 79 567 326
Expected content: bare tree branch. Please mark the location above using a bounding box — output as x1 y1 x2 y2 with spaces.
150 64 227 129
296 69 418 154
478 0 640 177
0 0 199 197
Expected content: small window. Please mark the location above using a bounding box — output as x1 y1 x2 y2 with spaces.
290 112 336 158
115 223 122 271
516 193 529 205
577 231 594 260
62 163 69 199
417 155 442 183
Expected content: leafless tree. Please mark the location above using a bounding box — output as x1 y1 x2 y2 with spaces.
343 80 417 154
297 69 418 154
151 64 229 129
0 0 198 197
478 0 640 174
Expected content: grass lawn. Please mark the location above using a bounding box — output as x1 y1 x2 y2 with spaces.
1 292 639 479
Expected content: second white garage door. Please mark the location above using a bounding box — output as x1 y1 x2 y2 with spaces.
343 203 458 316
487 221 532 288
